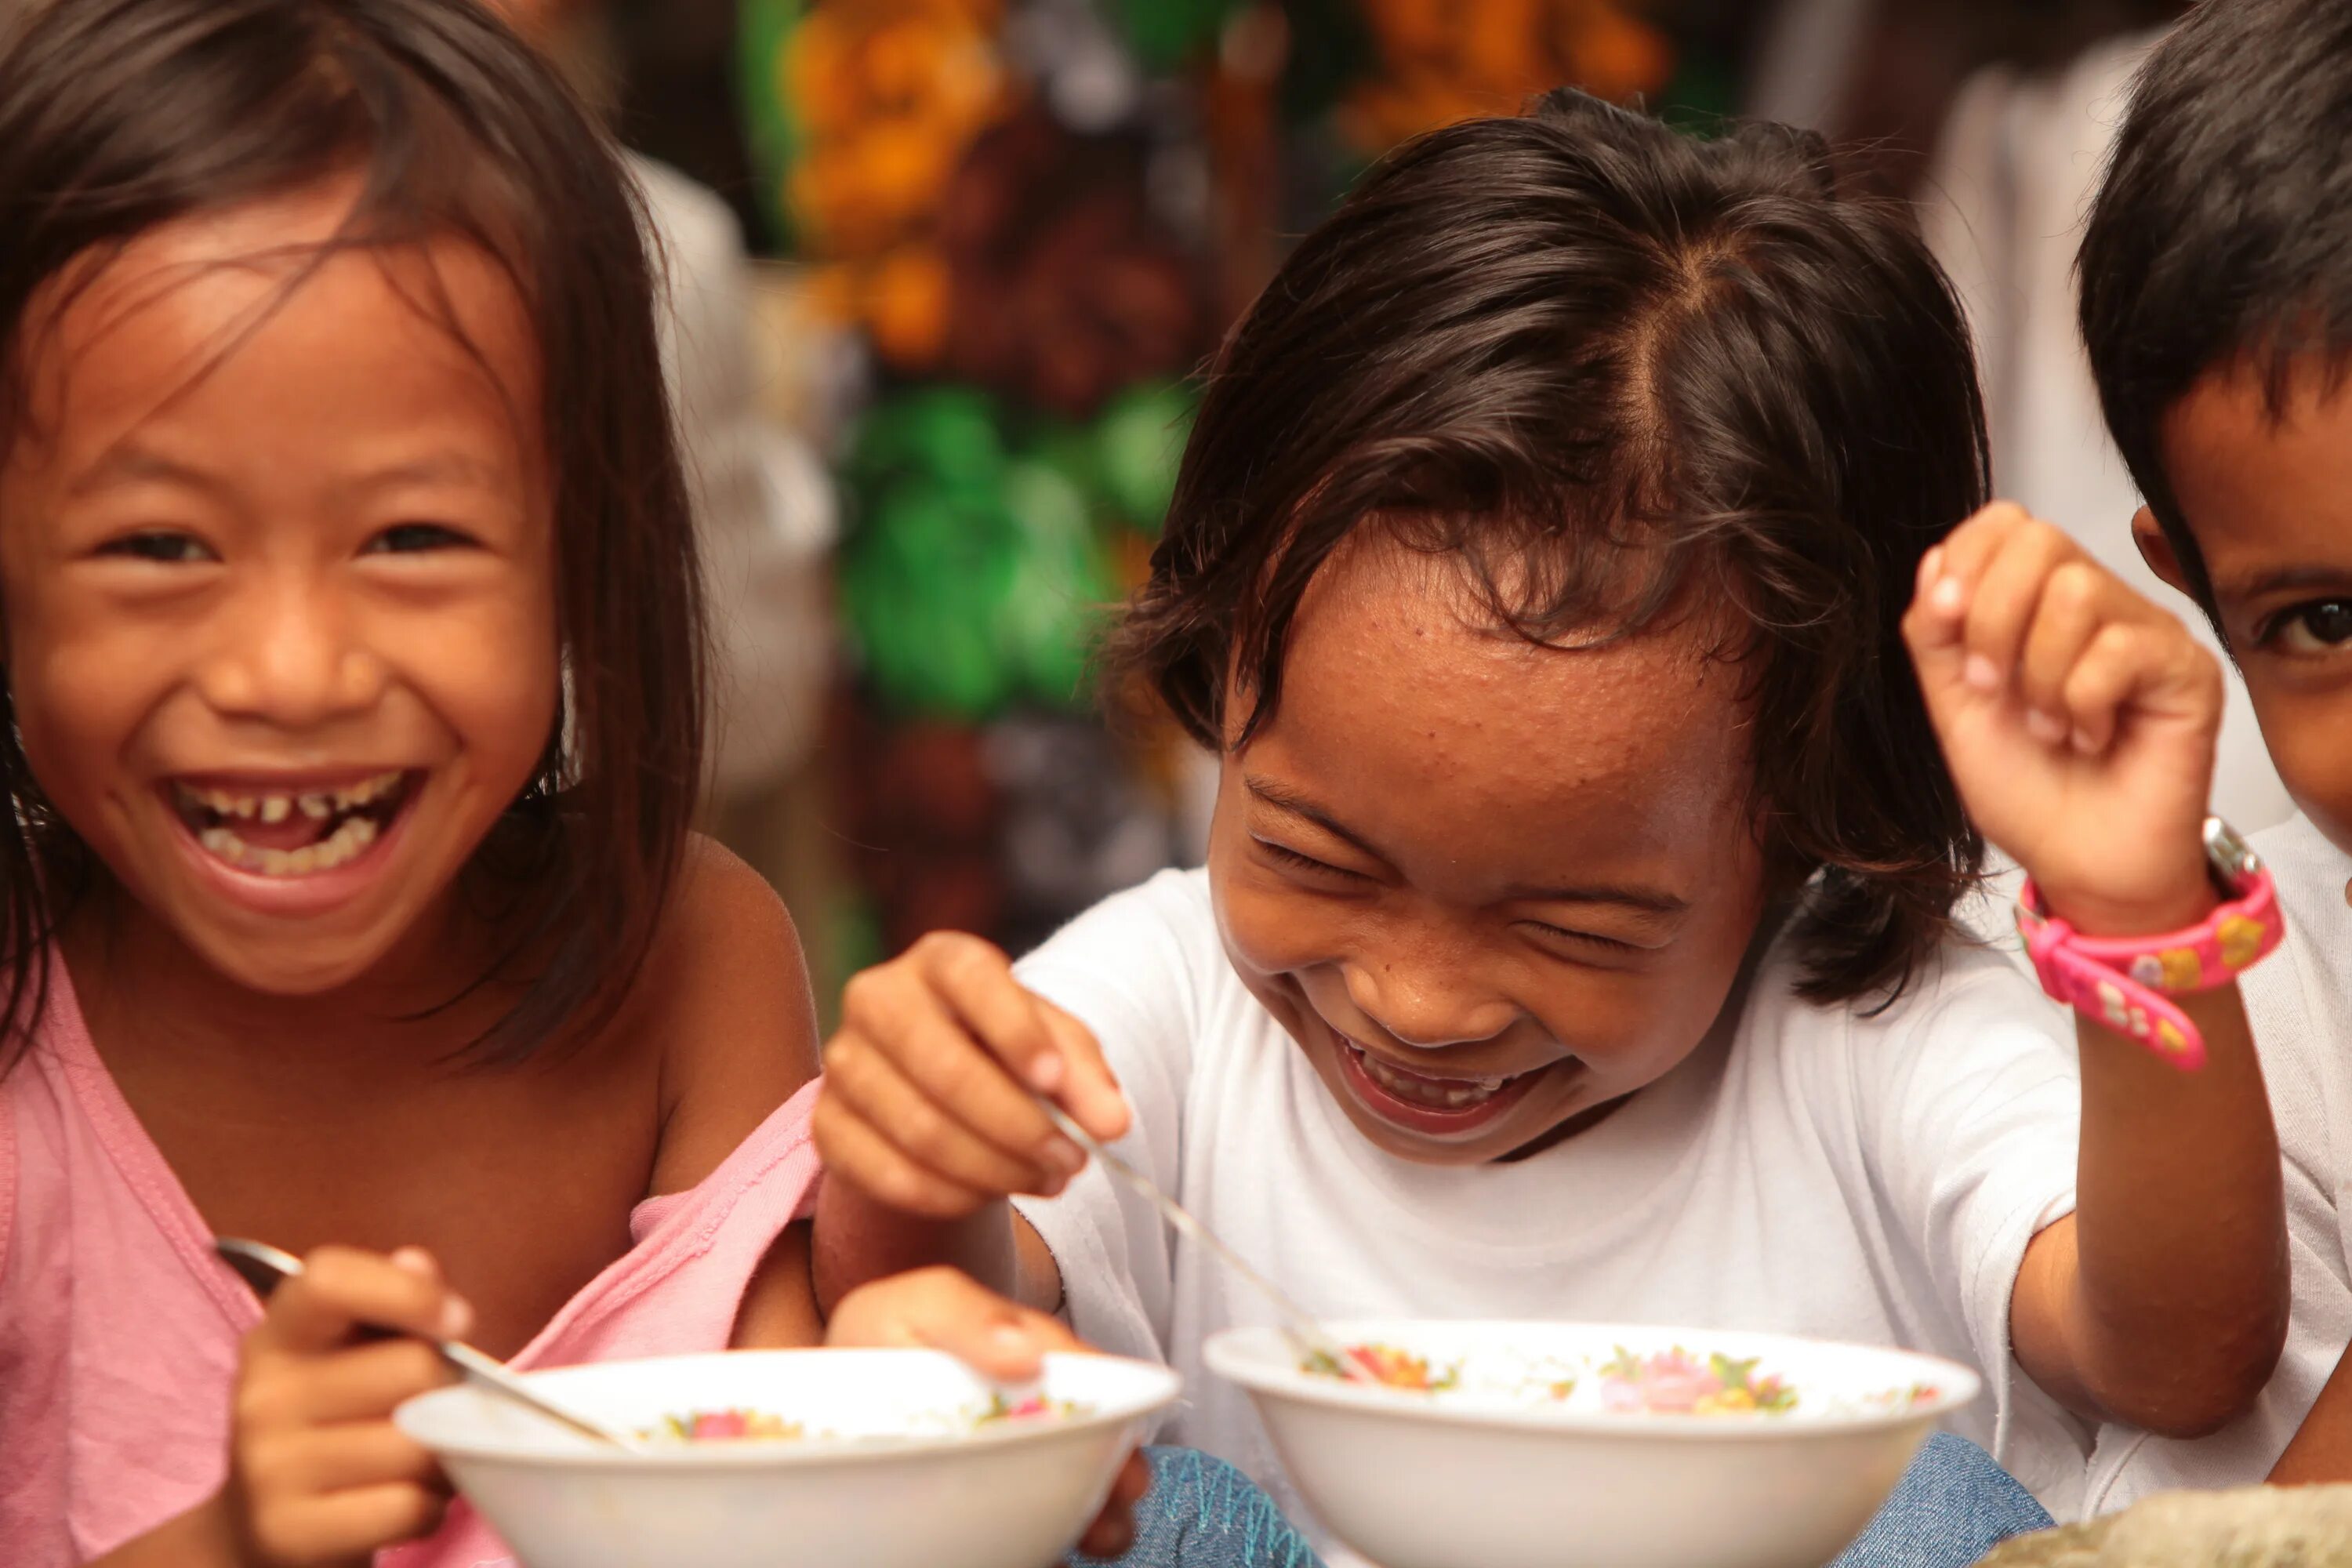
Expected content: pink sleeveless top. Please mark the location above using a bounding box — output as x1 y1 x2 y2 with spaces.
0 959 823 1568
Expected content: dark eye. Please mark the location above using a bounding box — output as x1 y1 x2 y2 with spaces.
98 531 215 564
2271 600 2352 655
365 524 474 555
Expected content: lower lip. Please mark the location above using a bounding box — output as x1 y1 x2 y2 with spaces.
165 783 419 920
1334 1039 1547 1140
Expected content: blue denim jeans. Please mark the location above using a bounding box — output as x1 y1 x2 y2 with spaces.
1074 1432 2044 1568
1829 1432 2053 1568
1073 1447 1322 1568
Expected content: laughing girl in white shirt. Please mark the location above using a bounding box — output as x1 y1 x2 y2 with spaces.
808 88 2288 1555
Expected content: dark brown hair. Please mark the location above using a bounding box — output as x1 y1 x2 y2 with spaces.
0 0 704 1062
1111 89 1990 1004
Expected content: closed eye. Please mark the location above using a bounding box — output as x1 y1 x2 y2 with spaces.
96 530 216 564
365 523 477 556
1254 839 1366 880
1518 920 1640 956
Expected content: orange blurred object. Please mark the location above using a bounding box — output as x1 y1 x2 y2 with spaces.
1342 0 1673 151
782 5 1006 254
865 248 956 366
779 1 1016 368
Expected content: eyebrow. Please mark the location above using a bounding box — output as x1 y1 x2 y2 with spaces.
346 453 509 495
67 446 222 500
1243 776 1691 916
2215 563 2352 602
69 445 504 500
1247 777 1386 860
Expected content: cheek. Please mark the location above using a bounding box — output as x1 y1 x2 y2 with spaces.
1204 791 1355 984
2249 682 2352 845
3 593 163 790
1520 884 1764 1081
1207 849 1328 982
1229 893 1339 993
375 553 561 801
418 615 560 771
1520 950 1731 1073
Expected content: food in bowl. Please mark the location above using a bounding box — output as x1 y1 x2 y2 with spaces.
1210 1319 1980 1568
640 1391 1090 1446
1302 1342 1461 1392
645 1407 805 1443
1298 1338 1814 1415
979 1392 1090 1425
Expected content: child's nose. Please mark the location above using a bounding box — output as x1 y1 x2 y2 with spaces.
1341 960 1518 1051
198 578 388 727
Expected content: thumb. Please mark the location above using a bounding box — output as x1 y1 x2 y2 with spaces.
1903 546 1984 726
1040 1000 1129 1145
936 1305 1083 1385
829 1268 1086 1382
253 1247 470 1357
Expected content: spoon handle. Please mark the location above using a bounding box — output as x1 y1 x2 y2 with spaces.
1039 1109 1380 1385
433 1340 644 1450
212 1237 641 1450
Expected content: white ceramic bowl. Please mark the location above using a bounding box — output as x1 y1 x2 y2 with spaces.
1207 1319 1980 1568
395 1348 1181 1568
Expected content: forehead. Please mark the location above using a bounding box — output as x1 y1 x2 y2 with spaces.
2164 361 2352 583
9 183 539 477
1247 535 1752 860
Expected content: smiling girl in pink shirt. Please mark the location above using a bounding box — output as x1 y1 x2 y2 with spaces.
0 4 1174 1566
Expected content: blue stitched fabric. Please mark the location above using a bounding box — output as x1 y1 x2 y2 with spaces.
1072 1432 2042 1568
1071 1447 1322 1568
1828 1432 2054 1568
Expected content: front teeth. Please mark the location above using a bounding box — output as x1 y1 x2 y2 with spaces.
197 815 380 877
177 771 402 826
1355 1047 1512 1109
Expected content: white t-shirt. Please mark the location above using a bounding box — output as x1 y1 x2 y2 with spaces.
2084 814 2352 1508
1013 869 2092 1551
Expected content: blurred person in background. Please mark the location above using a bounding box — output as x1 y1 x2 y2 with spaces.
1914 0 2289 834
499 0 837 880
1750 0 2283 832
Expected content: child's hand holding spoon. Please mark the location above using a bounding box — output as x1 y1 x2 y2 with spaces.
817 931 1380 1384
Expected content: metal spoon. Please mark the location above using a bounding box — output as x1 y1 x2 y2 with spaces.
213 1237 645 1451
1040 1107 1381 1386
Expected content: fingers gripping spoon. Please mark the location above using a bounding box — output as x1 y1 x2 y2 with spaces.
213 1236 647 1452
1039 1107 1382 1387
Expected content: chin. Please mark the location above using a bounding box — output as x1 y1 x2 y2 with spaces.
184 935 397 996
1360 1119 1541 1167
145 889 416 996
1353 1107 1577 1167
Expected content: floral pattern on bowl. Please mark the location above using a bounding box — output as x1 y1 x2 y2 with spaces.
644 1409 807 1443
644 1393 1091 1446
1599 1348 1797 1415
1300 1340 1813 1416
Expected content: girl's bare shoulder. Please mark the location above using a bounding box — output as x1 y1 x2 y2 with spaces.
626 834 821 1196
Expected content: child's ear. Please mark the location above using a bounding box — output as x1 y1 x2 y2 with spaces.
2131 507 2194 598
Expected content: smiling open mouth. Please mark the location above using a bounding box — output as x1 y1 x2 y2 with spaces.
169 771 416 878
1338 1038 1552 1136
1351 1046 1521 1109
